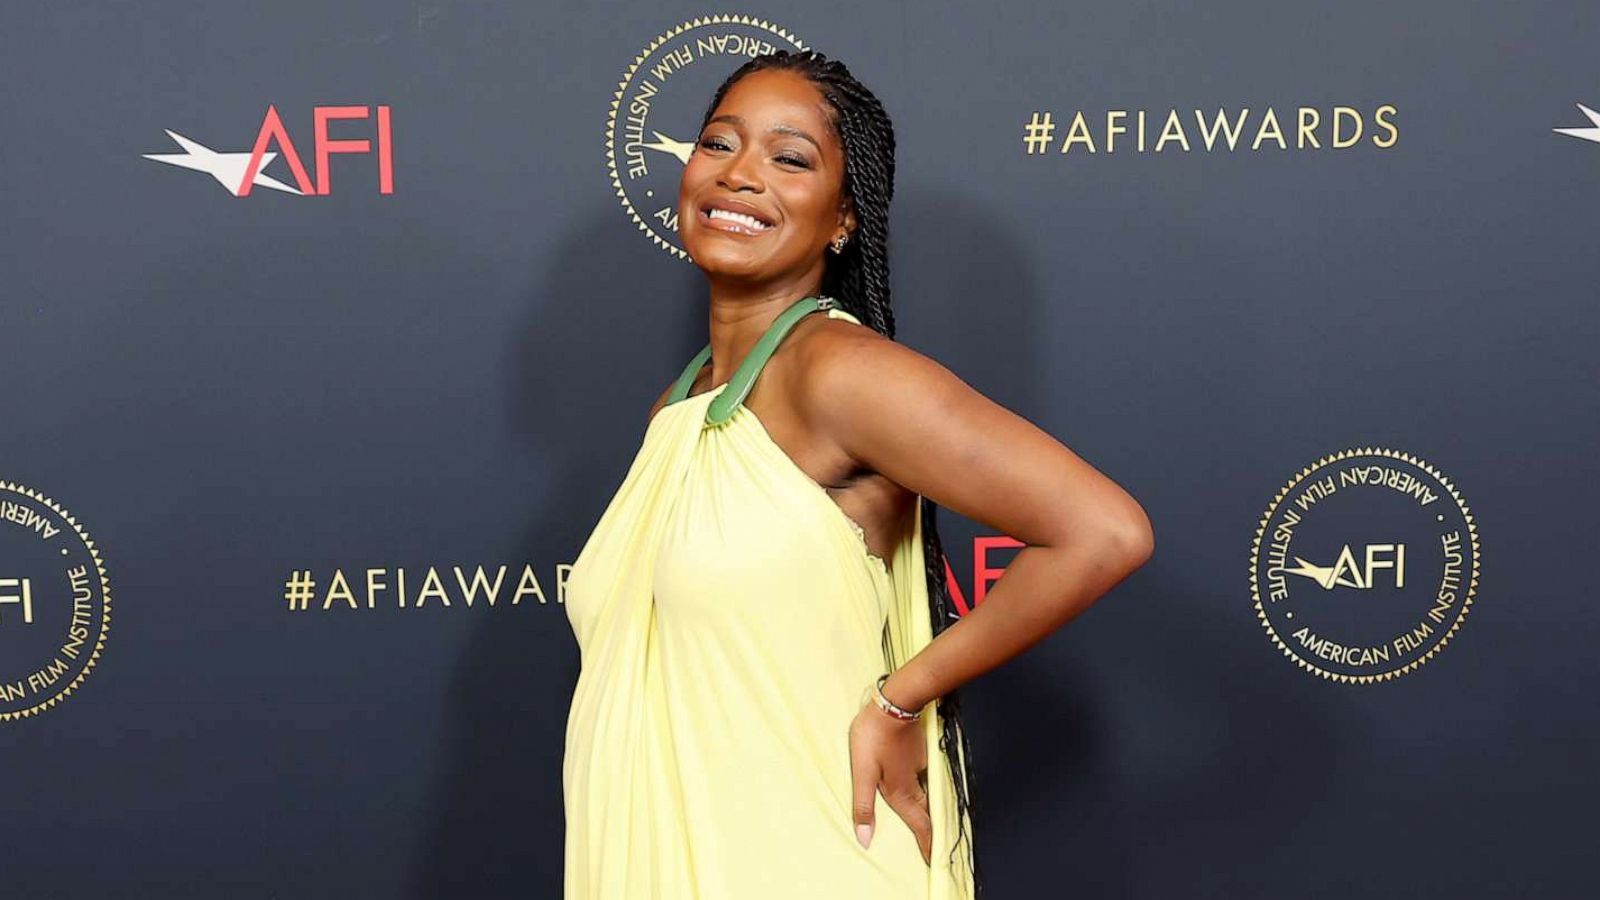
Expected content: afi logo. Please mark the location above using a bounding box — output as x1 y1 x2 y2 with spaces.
0 577 33 624
144 104 394 196
943 535 1027 616
1554 102 1600 145
1283 543 1406 590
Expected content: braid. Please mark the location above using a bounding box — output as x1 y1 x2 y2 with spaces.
699 50 983 895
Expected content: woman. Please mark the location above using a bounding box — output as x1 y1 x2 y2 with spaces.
563 49 1154 898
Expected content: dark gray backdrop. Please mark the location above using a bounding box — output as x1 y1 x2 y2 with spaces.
3 1 1595 898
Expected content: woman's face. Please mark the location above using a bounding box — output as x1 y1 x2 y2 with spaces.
678 68 856 285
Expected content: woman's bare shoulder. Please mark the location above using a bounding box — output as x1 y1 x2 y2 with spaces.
794 312 925 395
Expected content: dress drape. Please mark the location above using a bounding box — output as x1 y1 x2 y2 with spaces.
562 301 976 899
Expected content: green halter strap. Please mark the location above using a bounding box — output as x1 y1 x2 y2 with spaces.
666 295 840 425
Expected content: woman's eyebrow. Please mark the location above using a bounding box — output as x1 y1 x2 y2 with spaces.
707 114 820 151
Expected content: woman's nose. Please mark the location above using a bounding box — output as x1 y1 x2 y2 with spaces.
718 150 764 192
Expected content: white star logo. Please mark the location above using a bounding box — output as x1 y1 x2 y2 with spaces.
640 131 696 165
1553 102 1600 145
142 129 305 196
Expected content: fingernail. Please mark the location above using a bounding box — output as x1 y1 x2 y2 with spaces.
856 823 873 849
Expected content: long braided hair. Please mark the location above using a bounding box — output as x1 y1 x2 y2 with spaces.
696 49 983 892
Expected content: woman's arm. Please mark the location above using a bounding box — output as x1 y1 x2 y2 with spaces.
800 326 1155 712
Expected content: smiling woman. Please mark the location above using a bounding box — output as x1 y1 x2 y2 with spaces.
562 48 1153 900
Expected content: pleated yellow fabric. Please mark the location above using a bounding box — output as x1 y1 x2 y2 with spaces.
563 305 976 899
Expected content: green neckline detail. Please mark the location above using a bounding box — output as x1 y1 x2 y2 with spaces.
666 295 839 425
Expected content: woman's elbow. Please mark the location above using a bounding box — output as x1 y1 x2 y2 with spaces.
1110 504 1155 571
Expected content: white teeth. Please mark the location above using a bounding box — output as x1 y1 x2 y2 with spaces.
707 208 771 230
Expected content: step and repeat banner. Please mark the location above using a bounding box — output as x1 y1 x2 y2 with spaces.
4 2 1595 898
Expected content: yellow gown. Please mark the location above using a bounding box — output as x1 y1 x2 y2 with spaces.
562 295 976 899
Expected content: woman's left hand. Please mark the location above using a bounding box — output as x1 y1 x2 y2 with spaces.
848 691 932 865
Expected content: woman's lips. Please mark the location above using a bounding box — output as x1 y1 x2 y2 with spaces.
700 206 774 236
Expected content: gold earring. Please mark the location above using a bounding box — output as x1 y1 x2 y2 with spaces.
830 233 849 253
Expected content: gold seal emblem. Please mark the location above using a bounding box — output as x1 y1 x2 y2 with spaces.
1249 448 1480 683
0 480 112 720
606 15 808 260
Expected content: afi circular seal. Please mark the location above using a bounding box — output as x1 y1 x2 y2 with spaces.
606 15 808 260
1250 448 1480 683
0 480 112 720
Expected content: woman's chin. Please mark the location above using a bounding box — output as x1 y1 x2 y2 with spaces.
685 242 769 275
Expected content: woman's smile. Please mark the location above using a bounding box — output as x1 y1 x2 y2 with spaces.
700 204 777 237
700 207 772 236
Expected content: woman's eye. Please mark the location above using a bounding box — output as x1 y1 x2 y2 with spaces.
697 136 806 169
